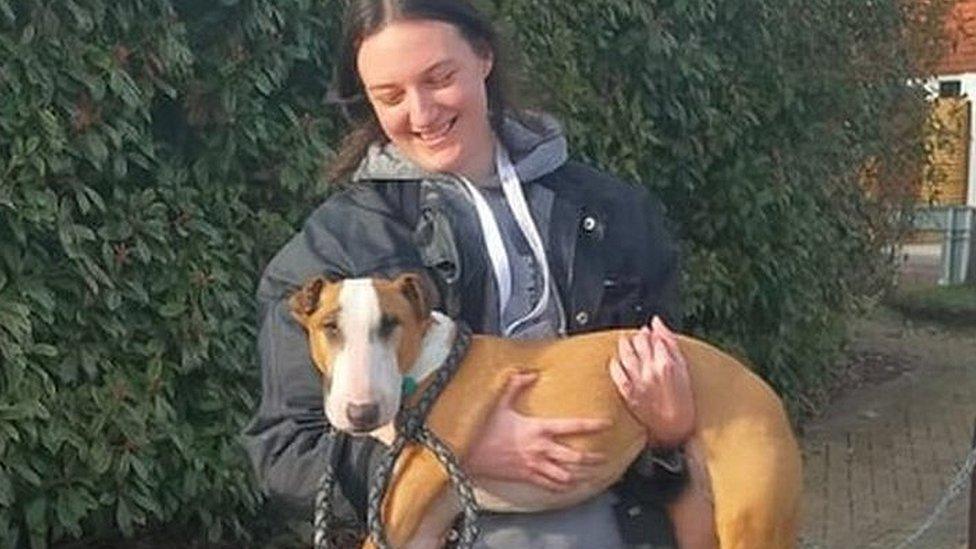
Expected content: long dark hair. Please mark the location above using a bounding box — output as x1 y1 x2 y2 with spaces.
327 0 515 183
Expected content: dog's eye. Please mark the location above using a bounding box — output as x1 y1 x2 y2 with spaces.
323 321 341 339
378 314 399 339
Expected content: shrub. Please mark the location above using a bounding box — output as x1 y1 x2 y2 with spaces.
0 0 949 546
0 1 339 546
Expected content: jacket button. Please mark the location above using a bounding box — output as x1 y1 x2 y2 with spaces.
627 505 642 517
575 311 590 325
581 215 598 233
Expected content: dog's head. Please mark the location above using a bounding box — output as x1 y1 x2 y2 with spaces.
290 273 433 433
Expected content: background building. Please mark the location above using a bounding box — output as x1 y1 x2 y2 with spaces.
925 0 976 206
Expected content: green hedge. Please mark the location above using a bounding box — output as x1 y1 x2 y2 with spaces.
0 0 948 546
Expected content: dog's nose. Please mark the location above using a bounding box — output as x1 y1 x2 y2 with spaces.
346 402 380 430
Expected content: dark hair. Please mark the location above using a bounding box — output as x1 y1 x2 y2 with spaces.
327 0 515 183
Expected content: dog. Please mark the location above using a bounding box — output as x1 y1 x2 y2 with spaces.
290 273 802 548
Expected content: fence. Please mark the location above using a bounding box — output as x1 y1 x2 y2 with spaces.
913 206 976 284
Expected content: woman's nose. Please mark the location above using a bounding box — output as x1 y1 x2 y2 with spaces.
406 90 438 129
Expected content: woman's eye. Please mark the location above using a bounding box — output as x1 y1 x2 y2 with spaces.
375 93 403 106
323 322 340 338
428 71 455 87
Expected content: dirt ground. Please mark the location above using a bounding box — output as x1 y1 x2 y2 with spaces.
798 306 976 548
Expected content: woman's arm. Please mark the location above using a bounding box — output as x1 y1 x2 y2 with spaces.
609 186 693 506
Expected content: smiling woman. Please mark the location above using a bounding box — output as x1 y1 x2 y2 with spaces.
356 19 496 181
327 0 514 185
242 0 702 547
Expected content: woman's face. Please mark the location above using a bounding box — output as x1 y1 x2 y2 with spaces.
356 19 495 179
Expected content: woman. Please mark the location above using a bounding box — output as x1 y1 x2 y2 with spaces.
243 1 709 547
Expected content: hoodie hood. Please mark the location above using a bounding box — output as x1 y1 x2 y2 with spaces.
350 111 568 184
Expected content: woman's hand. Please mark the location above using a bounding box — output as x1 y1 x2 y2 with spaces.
464 372 611 492
609 316 695 449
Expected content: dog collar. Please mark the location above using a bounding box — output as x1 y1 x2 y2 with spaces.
404 312 457 387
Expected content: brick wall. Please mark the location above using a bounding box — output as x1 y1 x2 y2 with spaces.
936 0 976 74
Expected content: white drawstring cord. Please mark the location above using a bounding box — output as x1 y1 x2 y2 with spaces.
454 141 556 336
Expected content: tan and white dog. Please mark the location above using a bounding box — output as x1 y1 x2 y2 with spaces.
291 273 802 549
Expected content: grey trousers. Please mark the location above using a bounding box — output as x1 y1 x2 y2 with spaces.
472 491 674 549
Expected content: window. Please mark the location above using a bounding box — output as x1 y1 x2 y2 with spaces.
939 80 962 97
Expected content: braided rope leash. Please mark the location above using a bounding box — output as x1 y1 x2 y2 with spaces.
314 322 479 549
313 459 337 549
891 443 976 549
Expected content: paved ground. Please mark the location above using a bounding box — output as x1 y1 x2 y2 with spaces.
798 306 976 549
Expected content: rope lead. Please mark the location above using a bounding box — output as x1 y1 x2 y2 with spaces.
314 323 479 548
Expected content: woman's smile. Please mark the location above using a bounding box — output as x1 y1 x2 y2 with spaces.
414 115 457 147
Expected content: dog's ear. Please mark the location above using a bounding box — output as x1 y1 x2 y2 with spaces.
394 272 434 322
290 276 329 327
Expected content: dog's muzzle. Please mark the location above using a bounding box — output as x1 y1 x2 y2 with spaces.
347 402 380 431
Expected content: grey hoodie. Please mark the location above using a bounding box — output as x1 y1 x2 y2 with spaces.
355 112 570 340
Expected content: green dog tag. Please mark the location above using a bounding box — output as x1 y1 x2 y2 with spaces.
401 376 418 397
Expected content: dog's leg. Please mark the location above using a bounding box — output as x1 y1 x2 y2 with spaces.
666 439 718 549
678 336 803 549
379 442 453 548
402 490 462 549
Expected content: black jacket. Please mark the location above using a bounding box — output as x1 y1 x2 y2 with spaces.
242 160 681 544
